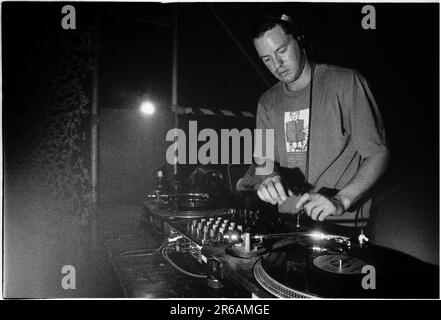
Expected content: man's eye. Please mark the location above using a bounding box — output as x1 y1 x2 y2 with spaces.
263 59 271 63
279 48 287 53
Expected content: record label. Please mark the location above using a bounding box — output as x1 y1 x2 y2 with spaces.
313 255 367 275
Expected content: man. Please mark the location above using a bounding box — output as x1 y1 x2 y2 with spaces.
238 14 390 227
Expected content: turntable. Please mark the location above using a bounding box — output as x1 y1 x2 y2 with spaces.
143 168 437 298
146 192 228 218
253 231 438 298
144 192 229 235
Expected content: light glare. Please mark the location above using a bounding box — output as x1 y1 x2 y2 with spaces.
140 101 155 115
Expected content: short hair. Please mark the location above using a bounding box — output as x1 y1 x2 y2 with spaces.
252 14 301 40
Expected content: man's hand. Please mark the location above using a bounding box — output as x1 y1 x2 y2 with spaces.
295 193 347 221
257 175 293 205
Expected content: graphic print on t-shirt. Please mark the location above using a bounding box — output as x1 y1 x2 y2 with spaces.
284 109 309 153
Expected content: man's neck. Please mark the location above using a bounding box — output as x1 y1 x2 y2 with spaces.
286 58 312 92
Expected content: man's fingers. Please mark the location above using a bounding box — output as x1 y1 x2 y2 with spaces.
317 207 332 221
256 189 265 202
294 193 343 221
259 186 273 203
257 176 294 205
310 206 324 221
266 182 282 203
274 181 287 201
257 188 271 203
295 193 311 209
304 200 321 217
259 185 279 205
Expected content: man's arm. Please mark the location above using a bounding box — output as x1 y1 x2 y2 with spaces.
335 149 390 211
295 70 390 221
296 149 390 221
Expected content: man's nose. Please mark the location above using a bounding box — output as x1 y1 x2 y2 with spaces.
274 55 284 70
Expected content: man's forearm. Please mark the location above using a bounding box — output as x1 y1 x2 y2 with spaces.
336 150 390 210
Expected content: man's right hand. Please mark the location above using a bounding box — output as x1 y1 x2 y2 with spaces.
257 175 293 205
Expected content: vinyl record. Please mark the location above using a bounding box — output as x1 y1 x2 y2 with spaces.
312 255 367 275
254 233 438 298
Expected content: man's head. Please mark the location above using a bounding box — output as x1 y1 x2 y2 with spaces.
253 15 306 85
290 111 300 121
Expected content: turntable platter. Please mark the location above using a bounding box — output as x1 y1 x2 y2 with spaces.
255 234 438 299
146 192 229 218
150 206 228 219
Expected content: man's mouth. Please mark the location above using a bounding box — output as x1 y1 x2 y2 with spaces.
278 70 289 77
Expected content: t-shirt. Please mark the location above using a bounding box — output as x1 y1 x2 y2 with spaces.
240 64 388 227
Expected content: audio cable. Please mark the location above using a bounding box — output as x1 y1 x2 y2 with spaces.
111 240 169 263
161 244 208 279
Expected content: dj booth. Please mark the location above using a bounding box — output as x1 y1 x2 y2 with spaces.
106 178 439 299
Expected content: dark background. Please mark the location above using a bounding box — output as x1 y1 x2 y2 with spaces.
2 2 439 297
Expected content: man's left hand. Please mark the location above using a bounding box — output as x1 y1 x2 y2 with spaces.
295 193 346 221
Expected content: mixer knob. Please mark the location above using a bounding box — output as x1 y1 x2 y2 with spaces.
219 227 225 234
209 217 214 222
197 222 203 230
201 218 206 223
237 225 243 232
203 225 209 233
228 226 234 231
202 232 209 243
230 222 235 228
243 232 251 252
223 230 241 243
192 219 198 226
209 229 216 238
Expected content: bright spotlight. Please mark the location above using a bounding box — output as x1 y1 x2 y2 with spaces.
140 101 155 115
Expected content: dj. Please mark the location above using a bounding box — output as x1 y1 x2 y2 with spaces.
238 14 390 227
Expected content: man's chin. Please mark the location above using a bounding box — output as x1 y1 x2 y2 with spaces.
281 76 296 85
276 72 296 82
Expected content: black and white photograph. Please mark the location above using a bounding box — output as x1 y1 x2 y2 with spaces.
1 1 439 302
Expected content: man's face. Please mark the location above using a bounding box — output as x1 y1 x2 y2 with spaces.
290 112 299 121
254 25 304 84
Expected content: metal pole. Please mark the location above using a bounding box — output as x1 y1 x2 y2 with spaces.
172 5 178 108
90 30 99 251
172 4 179 191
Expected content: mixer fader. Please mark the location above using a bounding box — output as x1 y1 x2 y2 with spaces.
175 209 290 244
166 207 299 264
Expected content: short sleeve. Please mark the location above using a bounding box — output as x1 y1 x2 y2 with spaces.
343 71 388 159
